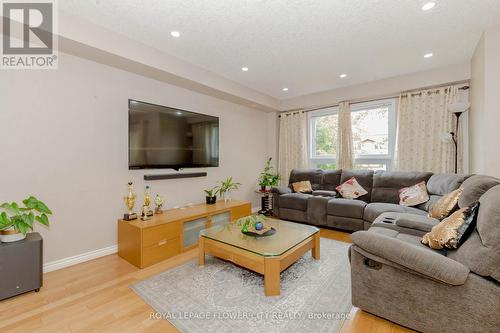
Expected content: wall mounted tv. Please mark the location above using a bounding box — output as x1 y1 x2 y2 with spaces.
128 100 219 170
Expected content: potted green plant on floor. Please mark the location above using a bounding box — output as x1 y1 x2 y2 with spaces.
204 186 219 205
258 157 280 191
0 196 52 242
218 176 241 203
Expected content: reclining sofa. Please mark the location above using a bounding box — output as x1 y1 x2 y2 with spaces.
273 169 500 332
272 169 470 231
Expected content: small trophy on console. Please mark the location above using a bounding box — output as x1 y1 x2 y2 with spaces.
123 181 138 220
141 186 154 220
154 194 165 214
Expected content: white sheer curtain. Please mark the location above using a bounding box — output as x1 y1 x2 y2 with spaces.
278 111 308 185
394 87 456 173
337 102 353 170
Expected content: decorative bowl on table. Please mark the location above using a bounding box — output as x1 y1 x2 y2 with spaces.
237 215 276 237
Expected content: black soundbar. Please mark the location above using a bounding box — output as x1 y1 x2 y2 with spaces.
143 172 207 181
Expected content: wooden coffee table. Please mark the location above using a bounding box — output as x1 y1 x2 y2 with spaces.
199 218 320 296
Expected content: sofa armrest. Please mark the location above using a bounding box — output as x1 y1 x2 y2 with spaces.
271 186 292 195
351 231 469 285
395 214 439 232
312 190 337 197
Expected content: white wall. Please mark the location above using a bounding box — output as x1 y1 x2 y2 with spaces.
470 24 500 178
0 52 274 264
470 35 486 173
280 63 471 110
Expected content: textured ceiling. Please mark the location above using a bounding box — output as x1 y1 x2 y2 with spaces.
60 0 500 99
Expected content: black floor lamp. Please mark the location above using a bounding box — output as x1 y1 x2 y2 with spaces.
448 102 470 174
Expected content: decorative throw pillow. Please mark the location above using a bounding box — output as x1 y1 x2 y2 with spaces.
399 181 429 207
428 188 463 220
336 177 368 199
291 181 313 193
421 202 480 250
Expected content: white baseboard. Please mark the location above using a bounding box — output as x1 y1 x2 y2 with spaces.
44 207 259 273
43 244 117 273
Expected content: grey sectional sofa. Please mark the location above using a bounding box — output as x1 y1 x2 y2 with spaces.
272 169 470 231
273 169 500 332
350 178 500 333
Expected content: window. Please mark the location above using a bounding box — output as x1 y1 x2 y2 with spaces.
309 99 396 171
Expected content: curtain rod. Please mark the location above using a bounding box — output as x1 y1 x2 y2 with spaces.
279 80 470 116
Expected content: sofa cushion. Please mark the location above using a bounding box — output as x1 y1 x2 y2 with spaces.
321 169 342 191
449 185 500 281
327 198 367 219
363 202 427 223
289 169 323 191
371 171 433 204
458 175 500 208
426 173 470 195
340 170 373 202
279 193 310 211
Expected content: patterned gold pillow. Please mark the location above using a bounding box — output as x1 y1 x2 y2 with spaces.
291 181 313 193
421 203 479 250
428 188 463 219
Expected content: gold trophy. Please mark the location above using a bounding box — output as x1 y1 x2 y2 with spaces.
123 181 138 220
141 186 154 220
154 194 165 214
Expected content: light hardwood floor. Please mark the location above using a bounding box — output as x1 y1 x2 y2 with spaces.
0 228 414 333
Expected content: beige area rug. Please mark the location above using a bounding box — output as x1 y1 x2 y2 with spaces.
131 238 352 333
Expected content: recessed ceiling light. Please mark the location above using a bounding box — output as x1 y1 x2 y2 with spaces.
424 52 434 58
339 74 347 78
282 87 289 91
241 67 249 72
176 111 182 115
170 31 180 38
421 2 436 11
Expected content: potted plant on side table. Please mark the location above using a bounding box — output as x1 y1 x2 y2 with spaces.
258 157 280 191
0 196 52 242
204 186 219 205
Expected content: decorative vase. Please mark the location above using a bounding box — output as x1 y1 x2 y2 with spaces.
0 227 26 243
222 191 231 203
260 185 266 191
205 196 217 205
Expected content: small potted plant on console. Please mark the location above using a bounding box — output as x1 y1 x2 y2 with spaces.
204 186 219 205
218 177 241 203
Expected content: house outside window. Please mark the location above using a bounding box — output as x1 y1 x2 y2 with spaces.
309 98 396 171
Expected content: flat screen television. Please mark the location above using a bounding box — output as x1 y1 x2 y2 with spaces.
128 100 219 170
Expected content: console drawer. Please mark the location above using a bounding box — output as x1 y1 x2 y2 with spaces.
142 237 181 267
142 222 181 248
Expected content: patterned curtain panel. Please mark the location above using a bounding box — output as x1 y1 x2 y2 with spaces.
337 102 354 170
395 87 456 173
278 111 308 185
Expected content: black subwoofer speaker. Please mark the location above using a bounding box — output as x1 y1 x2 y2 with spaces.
0 232 43 300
